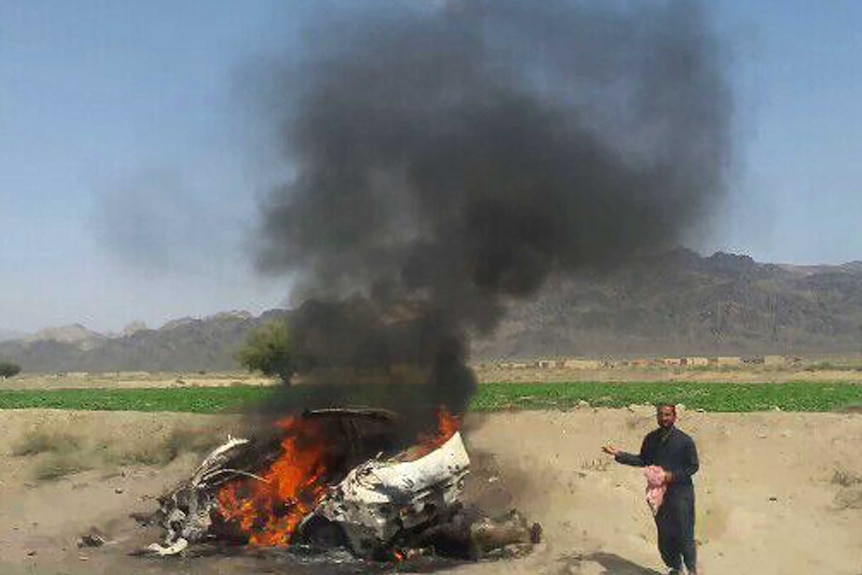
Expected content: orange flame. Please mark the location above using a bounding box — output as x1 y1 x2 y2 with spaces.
217 416 329 546
216 408 461 547
408 407 461 461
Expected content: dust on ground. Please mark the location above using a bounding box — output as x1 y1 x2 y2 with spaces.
1 408 860 574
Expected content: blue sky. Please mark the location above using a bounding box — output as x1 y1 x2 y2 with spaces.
1 1 861 333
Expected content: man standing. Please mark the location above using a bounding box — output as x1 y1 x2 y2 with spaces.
603 404 699 575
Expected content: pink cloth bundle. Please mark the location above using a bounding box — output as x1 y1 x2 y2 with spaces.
644 465 667 516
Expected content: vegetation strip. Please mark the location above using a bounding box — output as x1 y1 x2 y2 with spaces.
1 381 862 413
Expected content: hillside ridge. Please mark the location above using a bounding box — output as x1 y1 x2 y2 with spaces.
2 250 861 372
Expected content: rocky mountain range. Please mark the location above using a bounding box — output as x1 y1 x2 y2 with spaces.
0 311 286 374
473 249 862 358
1 249 861 373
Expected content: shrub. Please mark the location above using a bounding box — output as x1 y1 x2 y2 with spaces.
0 361 21 378
831 469 862 487
33 454 92 481
12 430 81 456
236 320 300 384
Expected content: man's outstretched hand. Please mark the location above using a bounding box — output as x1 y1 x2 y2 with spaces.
602 445 619 456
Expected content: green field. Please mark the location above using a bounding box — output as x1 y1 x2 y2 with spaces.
1 381 862 413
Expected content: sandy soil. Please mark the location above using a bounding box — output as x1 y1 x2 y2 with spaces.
1 408 861 574
473 365 862 384
7 364 862 390
4 372 275 390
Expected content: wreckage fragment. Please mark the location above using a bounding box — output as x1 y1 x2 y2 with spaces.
407 508 541 560
147 436 252 554
299 430 470 558
468 510 542 558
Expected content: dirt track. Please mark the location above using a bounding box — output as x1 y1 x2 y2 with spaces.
1 408 861 574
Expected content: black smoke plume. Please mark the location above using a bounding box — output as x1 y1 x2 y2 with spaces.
254 0 732 415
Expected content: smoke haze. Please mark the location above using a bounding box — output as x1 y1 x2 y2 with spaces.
254 0 732 414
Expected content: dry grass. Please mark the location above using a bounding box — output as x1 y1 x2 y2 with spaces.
32 453 93 481
11 422 226 481
580 458 610 472
11 430 82 456
473 363 862 385
831 469 862 488
3 371 275 390
834 485 862 510
831 469 862 510
11 429 93 481
103 427 224 466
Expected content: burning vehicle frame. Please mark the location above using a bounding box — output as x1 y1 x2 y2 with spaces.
147 407 539 562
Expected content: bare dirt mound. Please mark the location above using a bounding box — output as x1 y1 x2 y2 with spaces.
1 409 860 574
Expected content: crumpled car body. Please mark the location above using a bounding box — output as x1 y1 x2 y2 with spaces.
297 431 470 557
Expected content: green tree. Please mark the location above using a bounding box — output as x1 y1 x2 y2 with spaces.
236 320 298 384
0 361 22 378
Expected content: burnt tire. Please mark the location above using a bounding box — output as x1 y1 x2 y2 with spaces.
295 516 348 550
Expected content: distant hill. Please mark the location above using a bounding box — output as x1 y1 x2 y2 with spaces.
24 324 106 351
1 249 861 373
473 249 862 358
0 329 27 343
0 310 287 374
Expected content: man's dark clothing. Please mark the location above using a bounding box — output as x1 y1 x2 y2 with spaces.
615 427 699 573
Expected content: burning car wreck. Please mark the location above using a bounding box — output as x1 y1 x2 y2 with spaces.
301 428 470 558
145 408 540 563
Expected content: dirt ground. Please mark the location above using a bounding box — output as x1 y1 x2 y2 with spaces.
7 363 862 390
472 364 862 385
4 371 275 390
1 408 861 574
